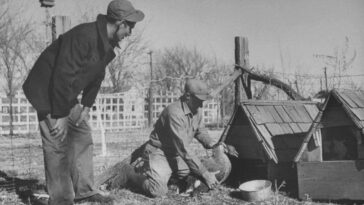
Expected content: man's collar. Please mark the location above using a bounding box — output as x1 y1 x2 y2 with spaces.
181 100 193 117
96 14 115 51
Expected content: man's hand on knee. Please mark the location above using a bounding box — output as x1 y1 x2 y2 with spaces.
76 106 90 126
51 117 68 141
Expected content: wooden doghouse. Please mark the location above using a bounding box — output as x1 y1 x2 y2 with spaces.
224 100 319 195
294 89 364 200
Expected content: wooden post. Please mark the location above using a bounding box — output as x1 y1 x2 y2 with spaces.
148 51 154 128
323 67 328 91
97 100 107 157
52 16 71 41
235 37 251 105
295 80 300 95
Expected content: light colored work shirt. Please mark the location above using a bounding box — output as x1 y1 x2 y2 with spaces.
149 98 214 177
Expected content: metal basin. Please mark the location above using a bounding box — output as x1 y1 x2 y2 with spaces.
238 180 272 201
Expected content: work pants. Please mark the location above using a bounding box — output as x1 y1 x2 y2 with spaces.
39 104 98 205
137 144 190 197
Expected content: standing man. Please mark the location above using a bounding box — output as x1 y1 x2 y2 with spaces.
116 79 220 197
22 0 144 204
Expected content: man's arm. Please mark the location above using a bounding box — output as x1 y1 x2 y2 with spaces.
167 113 219 189
167 113 209 177
194 112 215 149
80 70 105 108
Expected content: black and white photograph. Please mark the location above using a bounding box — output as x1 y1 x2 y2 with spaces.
0 0 363 204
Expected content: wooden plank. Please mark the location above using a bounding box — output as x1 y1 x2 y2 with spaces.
339 92 358 108
297 160 364 200
289 123 302 133
351 108 364 121
274 105 292 122
246 105 265 124
294 105 312 123
265 106 283 123
279 123 293 134
242 100 317 106
283 105 303 122
256 124 274 149
257 106 276 123
265 123 285 136
357 91 364 106
249 118 278 162
349 92 364 107
297 123 311 132
312 129 322 147
303 104 319 121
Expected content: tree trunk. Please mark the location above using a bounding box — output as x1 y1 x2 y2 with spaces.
235 65 306 100
8 93 14 136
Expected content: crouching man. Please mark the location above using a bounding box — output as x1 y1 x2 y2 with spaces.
115 79 220 197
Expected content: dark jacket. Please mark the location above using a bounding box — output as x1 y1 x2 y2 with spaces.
23 15 115 119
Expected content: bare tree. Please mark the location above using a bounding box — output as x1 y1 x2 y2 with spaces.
203 63 235 124
0 5 34 135
314 37 357 90
106 31 149 92
155 46 212 92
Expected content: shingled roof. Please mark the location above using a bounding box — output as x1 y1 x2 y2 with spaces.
294 89 364 162
239 100 320 163
333 89 364 129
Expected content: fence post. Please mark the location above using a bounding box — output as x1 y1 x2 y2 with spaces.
96 98 107 156
235 36 251 105
52 16 71 41
148 51 154 127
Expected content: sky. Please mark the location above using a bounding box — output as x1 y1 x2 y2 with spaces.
9 0 364 78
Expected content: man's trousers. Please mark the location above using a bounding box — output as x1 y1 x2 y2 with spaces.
137 143 190 197
39 104 98 205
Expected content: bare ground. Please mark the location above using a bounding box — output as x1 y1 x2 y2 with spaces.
0 129 340 205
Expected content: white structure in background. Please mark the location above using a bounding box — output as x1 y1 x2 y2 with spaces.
0 91 38 134
89 87 146 131
0 88 220 134
149 90 220 125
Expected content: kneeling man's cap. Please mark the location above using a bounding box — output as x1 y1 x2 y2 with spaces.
185 79 212 101
107 0 145 22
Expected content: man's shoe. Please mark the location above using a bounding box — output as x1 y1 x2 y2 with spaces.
75 193 114 204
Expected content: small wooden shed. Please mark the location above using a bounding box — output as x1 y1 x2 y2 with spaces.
294 89 364 200
224 100 319 194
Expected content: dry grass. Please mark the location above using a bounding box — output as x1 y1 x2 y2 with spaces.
0 129 341 205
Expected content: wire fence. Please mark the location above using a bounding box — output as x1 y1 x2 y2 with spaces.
0 89 221 135
0 128 223 183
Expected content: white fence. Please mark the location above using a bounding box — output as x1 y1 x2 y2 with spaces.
0 89 220 135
